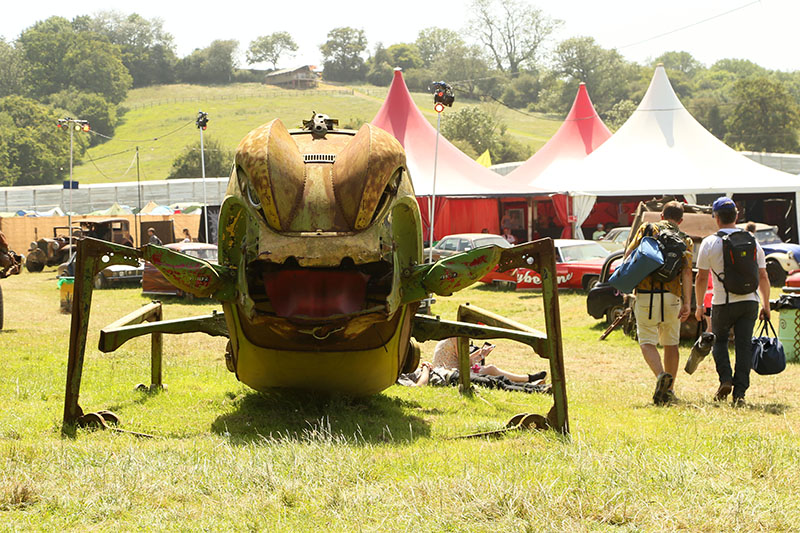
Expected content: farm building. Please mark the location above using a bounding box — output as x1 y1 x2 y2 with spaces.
263 66 318 89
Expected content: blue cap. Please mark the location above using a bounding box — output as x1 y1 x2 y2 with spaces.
712 196 735 212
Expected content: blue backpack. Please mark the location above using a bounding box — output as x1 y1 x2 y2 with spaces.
608 236 664 294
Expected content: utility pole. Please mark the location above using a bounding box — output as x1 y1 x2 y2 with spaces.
196 111 210 243
136 146 142 247
57 118 90 257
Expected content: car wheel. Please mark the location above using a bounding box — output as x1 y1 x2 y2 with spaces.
583 275 599 291
605 305 625 325
93 274 107 290
766 260 786 287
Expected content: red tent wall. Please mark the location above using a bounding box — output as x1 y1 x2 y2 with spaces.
417 197 500 241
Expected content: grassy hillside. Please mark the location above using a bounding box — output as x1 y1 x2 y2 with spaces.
74 82 562 185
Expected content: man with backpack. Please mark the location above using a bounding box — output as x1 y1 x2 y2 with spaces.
694 197 770 407
625 201 693 405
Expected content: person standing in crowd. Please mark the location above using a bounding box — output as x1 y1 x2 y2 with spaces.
694 197 770 407
625 201 693 405
147 227 163 246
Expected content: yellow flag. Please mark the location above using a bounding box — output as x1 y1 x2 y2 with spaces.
476 149 492 168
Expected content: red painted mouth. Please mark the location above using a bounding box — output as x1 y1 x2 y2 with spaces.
263 269 369 319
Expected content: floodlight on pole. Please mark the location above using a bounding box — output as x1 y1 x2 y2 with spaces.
426 81 454 264
57 117 90 257
196 111 210 243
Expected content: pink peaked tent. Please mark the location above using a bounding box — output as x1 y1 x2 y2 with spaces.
506 83 612 238
507 83 611 188
372 68 540 240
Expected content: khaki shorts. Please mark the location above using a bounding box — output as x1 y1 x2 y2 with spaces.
634 292 682 346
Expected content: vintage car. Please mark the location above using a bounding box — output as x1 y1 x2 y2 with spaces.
423 233 512 263
94 261 144 289
739 222 800 287
142 242 218 298
483 239 609 290
597 226 631 252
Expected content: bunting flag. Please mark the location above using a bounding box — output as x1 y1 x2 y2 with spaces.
475 149 492 168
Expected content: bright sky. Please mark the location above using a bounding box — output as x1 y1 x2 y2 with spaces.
3 0 798 72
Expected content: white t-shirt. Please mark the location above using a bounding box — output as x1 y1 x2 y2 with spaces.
695 228 766 305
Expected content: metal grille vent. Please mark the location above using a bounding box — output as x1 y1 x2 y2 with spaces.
303 154 336 164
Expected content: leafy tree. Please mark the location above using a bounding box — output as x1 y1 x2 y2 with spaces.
501 72 541 108
551 36 639 116
46 90 116 144
604 100 637 131
246 32 298 70
0 95 80 186
724 77 800 152
441 105 528 163
366 61 393 86
168 137 234 179
83 12 177 87
415 28 465 67
176 40 239 84
651 51 702 77
386 43 423 71
17 17 132 104
319 27 367 82
711 58 768 79
468 0 561 73
0 39 27 97
430 44 492 98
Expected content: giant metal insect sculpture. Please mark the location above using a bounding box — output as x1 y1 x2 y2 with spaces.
63 114 569 434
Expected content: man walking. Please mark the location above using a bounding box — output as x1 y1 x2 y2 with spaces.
625 201 693 405
694 197 770 406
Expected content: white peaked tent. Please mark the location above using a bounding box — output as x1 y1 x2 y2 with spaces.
532 65 800 233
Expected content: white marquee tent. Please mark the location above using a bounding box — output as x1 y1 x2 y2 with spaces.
530 66 800 233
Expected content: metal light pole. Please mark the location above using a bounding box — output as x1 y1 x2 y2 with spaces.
196 111 209 243
428 108 443 264
57 118 89 258
427 81 454 263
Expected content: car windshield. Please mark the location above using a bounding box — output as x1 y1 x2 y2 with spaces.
473 237 512 249
754 228 782 245
559 242 609 262
185 248 218 262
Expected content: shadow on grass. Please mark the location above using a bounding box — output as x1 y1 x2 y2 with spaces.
211 390 431 445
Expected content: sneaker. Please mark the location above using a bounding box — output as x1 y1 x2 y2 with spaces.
732 396 747 408
714 382 733 402
653 372 674 405
685 332 715 375
663 390 679 404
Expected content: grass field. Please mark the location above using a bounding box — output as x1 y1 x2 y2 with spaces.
74 82 561 185
1 270 799 530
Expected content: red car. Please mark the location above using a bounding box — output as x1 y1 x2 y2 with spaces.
142 242 218 298
482 239 609 290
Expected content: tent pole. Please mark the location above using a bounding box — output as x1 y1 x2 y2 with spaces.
527 198 533 242
795 192 800 245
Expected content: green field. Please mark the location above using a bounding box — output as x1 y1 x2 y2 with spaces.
1 270 798 530
74 82 562 185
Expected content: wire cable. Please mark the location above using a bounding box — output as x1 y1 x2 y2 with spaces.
619 1 761 49
87 120 194 143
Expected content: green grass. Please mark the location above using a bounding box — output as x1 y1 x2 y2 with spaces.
74 82 562 185
2 270 799 530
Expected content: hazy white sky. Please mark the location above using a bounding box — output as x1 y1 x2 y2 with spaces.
3 0 797 72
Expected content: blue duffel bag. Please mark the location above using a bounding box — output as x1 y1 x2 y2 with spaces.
608 236 664 294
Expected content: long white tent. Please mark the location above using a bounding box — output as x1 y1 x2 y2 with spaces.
530 66 800 232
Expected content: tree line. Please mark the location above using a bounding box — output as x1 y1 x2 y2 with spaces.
1 1 799 186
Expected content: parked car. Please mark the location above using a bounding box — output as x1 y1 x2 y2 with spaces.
483 239 609 290
142 242 218 298
597 226 631 252
57 253 144 289
738 222 800 286
423 233 512 263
